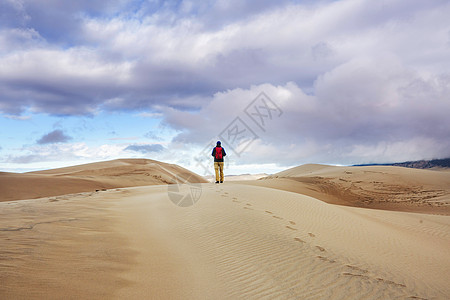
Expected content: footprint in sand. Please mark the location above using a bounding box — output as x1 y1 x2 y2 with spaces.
317 256 335 263
272 215 283 220
346 265 368 274
308 233 316 238
375 278 406 288
265 210 273 214
315 246 326 252
342 273 369 279
294 237 305 243
289 221 296 225
243 203 253 210
286 226 298 231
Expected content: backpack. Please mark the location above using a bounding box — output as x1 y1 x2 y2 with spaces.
215 147 223 159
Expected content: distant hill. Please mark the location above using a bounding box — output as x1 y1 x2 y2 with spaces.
0 158 207 202
204 173 268 182
247 163 450 214
354 158 450 169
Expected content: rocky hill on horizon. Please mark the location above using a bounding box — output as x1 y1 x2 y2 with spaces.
354 158 450 169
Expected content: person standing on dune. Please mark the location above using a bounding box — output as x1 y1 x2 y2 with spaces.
212 141 226 183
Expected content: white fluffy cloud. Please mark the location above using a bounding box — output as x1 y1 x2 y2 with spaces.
163 55 450 165
2 141 168 171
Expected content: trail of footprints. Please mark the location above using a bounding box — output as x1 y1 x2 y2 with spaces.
217 188 423 299
217 188 329 258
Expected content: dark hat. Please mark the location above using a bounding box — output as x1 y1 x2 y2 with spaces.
216 141 221 146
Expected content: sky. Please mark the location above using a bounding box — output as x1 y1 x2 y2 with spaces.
1 0 450 176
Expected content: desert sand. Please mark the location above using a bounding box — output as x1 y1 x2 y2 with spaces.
246 164 450 215
1 160 449 299
0 159 207 202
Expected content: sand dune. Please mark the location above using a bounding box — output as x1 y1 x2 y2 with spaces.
246 164 450 215
1 183 449 299
1 161 449 299
0 159 207 202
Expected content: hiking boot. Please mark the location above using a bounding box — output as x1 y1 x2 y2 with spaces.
215 181 219 184
220 181 223 183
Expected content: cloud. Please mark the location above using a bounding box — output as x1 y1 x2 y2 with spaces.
4 143 85 164
0 0 28 28
0 0 126 44
137 112 163 118
3 142 130 165
144 131 164 141
124 144 165 154
1 0 448 116
2 114 31 120
6 154 47 164
37 130 72 144
163 59 450 166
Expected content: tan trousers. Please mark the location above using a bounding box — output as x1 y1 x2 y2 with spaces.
214 162 224 182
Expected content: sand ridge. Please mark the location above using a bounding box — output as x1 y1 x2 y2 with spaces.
247 164 450 215
0 158 207 202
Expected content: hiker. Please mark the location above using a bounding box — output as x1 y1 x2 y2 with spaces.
212 141 226 183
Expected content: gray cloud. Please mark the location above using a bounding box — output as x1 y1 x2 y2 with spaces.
7 154 47 164
0 1 28 28
0 0 126 44
144 131 164 141
124 144 165 154
165 63 450 166
37 130 72 144
1 0 448 116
